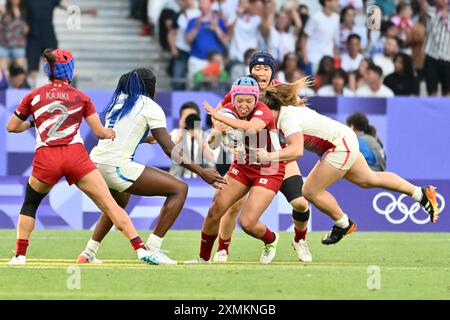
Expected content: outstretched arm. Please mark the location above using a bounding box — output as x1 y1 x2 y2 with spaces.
151 127 227 188
257 132 304 162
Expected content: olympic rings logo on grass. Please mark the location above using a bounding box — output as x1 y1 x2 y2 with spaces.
372 192 446 225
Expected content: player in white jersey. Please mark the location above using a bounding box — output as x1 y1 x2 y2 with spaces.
77 68 226 265
254 79 441 244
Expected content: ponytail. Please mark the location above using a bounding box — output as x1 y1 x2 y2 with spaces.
42 48 56 80
365 124 377 137
102 68 156 125
262 77 313 110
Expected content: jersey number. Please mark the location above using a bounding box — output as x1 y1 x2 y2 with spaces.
47 104 70 138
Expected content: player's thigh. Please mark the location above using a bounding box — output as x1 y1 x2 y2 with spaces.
303 159 346 196
284 161 301 179
212 175 250 213
343 152 377 186
239 186 276 225
126 166 188 197
75 169 117 210
28 176 54 194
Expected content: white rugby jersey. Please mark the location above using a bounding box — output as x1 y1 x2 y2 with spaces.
277 105 354 156
90 94 166 166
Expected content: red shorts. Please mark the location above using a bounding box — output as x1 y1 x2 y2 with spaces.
32 143 97 185
227 163 285 193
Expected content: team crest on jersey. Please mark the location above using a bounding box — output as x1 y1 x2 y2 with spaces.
259 178 268 185
254 110 263 116
231 168 239 175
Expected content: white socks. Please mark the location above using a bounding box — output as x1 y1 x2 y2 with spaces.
334 214 350 228
83 239 100 259
411 186 423 202
146 233 164 252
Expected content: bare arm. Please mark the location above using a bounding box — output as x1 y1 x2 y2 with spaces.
151 127 227 187
204 102 267 132
268 132 304 162
85 113 115 139
260 0 275 39
6 113 33 133
185 18 201 45
256 132 303 163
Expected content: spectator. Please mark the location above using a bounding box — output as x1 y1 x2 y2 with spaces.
297 3 310 27
228 0 264 66
23 0 96 86
0 0 27 70
318 68 354 96
170 102 216 178
159 2 178 47
373 37 399 77
277 52 302 83
312 55 334 91
390 2 413 47
185 0 229 88
368 20 398 57
8 63 30 88
348 57 371 91
230 47 256 80
168 0 200 90
341 33 364 73
405 13 426 80
336 5 367 54
346 112 386 172
262 4 302 63
384 52 419 96
421 0 450 96
193 50 230 91
355 64 394 97
302 0 340 73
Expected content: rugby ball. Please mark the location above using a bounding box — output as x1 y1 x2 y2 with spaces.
217 109 243 147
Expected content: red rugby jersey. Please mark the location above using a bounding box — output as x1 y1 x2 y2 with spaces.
17 80 96 149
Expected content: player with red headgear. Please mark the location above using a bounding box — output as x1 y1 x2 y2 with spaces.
186 76 286 264
211 51 312 263
5 49 158 265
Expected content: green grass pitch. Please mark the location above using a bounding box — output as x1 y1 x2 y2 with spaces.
0 230 449 300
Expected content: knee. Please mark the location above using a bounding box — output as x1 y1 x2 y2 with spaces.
239 216 257 233
301 185 316 202
290 197 309 212
207 198 228 222
177 181 189 198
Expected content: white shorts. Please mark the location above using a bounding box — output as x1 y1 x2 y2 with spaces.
322 131 359 171
96 162 145 192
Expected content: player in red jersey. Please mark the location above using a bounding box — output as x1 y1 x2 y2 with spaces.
5 49 158 265
212 51 312 263
186 76 286 264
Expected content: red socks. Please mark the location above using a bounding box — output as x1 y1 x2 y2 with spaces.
294 227 308 242
130 236 146 251
260 228 276 244
16 239 29 257
200 232 217 261
218 236 231 254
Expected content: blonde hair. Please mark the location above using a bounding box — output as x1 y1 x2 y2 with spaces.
262 77 313 110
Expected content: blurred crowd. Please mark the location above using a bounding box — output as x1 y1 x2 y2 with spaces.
0 0 448 97
157 0 450 96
